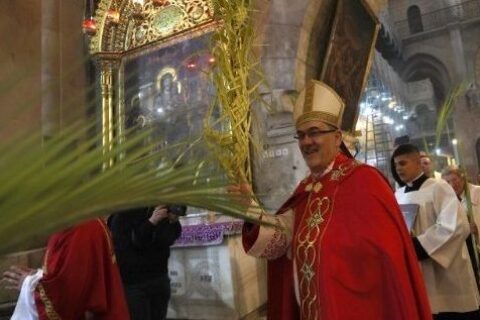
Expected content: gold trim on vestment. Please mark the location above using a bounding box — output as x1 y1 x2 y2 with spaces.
97 218 117 264
296 194 332 320
38 283 61 320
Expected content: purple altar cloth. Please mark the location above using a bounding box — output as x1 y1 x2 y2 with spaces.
173 220 244 247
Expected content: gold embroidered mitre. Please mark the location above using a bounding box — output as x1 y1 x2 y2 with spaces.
294 80 345 128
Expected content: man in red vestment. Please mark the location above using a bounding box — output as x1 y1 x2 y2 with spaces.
2 218 130 319
241 80 432 319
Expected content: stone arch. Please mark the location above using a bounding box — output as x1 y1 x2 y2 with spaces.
407 5 423 34
401 53 451 104
257 0 338 92
294 0 337 91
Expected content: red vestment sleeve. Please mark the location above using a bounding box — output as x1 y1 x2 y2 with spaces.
34 219 130 320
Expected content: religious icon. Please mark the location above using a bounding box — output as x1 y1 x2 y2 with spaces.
123 32 215 156
154 67 184 117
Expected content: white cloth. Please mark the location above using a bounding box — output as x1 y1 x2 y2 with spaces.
11 269 43 320
395 178 480 313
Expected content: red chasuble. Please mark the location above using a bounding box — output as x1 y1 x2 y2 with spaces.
243 153 432 320
34 218 130 320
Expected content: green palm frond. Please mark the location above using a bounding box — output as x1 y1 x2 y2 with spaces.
434 82 468 149
0 121 262 254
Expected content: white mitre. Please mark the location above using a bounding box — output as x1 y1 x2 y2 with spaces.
294 80 345 128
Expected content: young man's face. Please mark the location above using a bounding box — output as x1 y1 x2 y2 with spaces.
442 173 465 196
393 153 422 184
296 120 341 174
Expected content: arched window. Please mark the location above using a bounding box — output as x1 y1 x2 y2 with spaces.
407 6 423 34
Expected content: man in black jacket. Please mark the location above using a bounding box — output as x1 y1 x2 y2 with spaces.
108 205 184 320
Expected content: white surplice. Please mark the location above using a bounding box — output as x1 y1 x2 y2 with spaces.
395 178 480 314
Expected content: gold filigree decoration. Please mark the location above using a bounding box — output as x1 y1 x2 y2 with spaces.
330 160 360 181
90 0 214 54
307 212 324 228
127 0 214 50
300 263 315 281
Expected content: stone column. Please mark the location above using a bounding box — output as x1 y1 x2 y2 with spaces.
41 0 61 138
448 24 467 82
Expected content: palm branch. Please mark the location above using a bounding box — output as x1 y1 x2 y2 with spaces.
0 121 262 254
434 82 468 149
205 0 269 184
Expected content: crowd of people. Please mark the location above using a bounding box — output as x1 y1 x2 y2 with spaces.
2 79 480 320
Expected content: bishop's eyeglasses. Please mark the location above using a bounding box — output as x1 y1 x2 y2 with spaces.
294 129 337 141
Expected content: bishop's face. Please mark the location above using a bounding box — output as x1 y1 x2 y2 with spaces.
296 120 341 174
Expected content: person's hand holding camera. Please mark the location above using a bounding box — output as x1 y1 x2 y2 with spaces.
149 206 168 225
167 212 179 223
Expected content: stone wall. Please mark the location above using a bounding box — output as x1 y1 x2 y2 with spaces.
389 0 448 22
0 0 89 141
389 0 480 178
0 0 42 142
